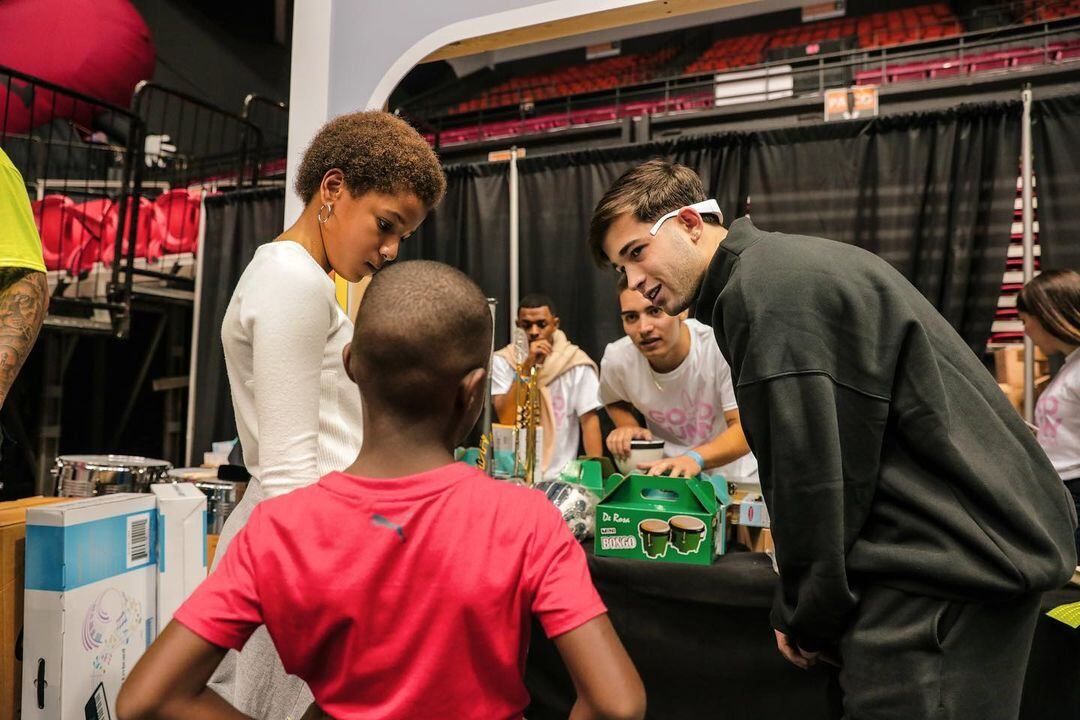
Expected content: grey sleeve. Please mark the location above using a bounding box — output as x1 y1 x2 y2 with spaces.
736 372 889 651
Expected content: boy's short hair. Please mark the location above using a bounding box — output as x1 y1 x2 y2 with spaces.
587 158 718 266
294 111 446 208
350 261 490 420
519 293 558 317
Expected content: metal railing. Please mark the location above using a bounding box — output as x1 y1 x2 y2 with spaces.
113 81 264 331
1 63 138 333
241 93 288 184
413 13 1080 148
0 66 268 336
129 81 262 194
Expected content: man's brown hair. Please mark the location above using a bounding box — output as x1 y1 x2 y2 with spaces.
294 111 446 208
587 158 717 266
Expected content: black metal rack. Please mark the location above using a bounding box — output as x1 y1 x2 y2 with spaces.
242 93 288 184
1 65 274 491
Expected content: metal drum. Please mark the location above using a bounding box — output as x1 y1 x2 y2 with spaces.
54 454 173 497
166 467 220 483
188 478 247 535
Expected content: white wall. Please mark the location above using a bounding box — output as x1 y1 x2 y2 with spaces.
285 0 666 224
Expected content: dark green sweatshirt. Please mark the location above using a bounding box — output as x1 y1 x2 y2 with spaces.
695 217 1078 651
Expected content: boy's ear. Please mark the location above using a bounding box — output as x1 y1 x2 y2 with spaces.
342 343 356 383
456 367 488 440
460 367 487 411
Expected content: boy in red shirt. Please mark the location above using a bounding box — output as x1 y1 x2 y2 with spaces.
117 260 645 720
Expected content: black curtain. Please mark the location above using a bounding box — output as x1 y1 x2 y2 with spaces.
406 101 1023 361
1032 92 1080 272
400 163 512 348
747 102 1022 353
189 187 284 465
516 135 751 363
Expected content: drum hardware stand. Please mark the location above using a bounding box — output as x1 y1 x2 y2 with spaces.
159 303 188 464
34 332 79 496
479 298 497 476
110 312 168 449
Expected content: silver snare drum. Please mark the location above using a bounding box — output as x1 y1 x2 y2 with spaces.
54 454 173 497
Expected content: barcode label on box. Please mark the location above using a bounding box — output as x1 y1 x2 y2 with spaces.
85 682 111 720
127 513 150 568
600 536 637 551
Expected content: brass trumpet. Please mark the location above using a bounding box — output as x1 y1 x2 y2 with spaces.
512 328 542 485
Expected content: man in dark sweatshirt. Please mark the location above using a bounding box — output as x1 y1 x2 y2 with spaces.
588 159 1077 719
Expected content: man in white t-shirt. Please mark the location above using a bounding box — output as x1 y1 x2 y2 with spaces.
599 280 757 481
492 294 603 481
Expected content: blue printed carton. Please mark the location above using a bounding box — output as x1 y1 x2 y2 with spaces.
22 494 157 720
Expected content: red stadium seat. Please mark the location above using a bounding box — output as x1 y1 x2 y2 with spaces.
93 197 164 265
31 195 97 273
155 188 202 255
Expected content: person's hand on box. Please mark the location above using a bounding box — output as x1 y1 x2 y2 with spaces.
606 426 653 459
774 629 819 669
641 453 702 478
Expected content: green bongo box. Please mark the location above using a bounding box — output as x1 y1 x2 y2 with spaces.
594 473 725 565
558 457 617 496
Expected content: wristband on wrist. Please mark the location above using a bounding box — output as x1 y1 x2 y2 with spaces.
685 450 705 472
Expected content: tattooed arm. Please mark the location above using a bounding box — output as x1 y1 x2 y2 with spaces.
0 267 47 408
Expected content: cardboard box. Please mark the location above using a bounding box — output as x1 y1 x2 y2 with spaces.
997 373 1053 416
725 489 772 553
994 345 1049 387
1036 374 1051 400
727 488 770 528
739 527 774 554
491 423 544 479
22 494 157 720
0 498 71 720
999 382 1024 414
737 500 770 528
207 534 220 568
152 483 207 631
595 474 724 565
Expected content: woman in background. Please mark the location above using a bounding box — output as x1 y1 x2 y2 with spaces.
209 111 446 719
1019 269 1080 561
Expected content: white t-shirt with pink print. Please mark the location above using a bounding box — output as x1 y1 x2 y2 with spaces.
1035 348 1080 481
491 358 602 481
598 319 758 481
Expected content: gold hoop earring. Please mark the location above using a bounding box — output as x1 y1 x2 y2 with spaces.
317 202 334 224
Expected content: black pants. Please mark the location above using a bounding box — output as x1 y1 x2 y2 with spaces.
838 585 1042 720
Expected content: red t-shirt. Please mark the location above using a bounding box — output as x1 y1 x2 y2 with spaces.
173 463 606 719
